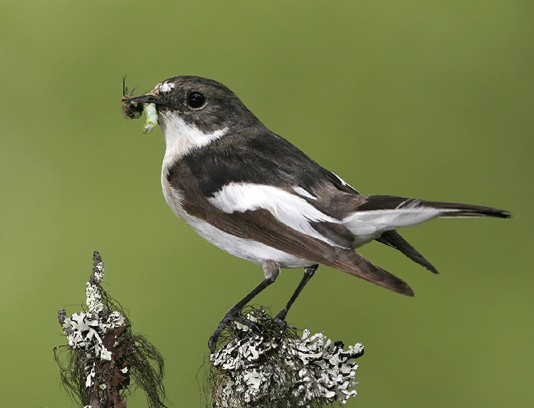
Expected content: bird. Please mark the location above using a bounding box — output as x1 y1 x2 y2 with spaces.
122 76 510 350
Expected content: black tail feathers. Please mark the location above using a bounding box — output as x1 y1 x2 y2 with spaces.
377 230 439 274
421 199 511 219
362 195 511 219
372 197 510 276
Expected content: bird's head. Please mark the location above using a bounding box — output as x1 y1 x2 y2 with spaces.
123 76 260 137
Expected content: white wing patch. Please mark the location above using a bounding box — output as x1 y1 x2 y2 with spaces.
292 186 317 200
161 181 313 269
159 111 228 168
209 182 342 247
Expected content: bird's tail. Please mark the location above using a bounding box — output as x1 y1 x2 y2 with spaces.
335 196 510 296
377 229 439 274
410 198 511 219
344 195 510 241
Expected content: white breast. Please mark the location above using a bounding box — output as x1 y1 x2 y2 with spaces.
159 111 228 168
158 114 316 269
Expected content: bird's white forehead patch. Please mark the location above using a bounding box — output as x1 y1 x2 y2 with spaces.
156 81 175 94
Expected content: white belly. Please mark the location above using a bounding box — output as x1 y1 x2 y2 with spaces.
161 176 311 269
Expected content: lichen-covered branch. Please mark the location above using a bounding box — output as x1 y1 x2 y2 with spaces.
55 251 167 408
208 307 364 408
55 252 363 407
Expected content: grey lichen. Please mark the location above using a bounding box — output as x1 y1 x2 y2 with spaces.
55 251 166 408
209 307 364 408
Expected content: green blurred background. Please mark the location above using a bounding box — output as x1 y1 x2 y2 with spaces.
1 0 532 406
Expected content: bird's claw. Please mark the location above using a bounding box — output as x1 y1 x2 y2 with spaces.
208 314 262 352
273 313 288 332
233 315 260 332
208 333 219 353
209 316 230 352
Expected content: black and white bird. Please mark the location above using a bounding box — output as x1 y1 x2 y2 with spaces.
122 76 510 350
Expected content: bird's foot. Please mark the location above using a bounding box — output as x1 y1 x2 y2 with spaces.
209 323 225 353
233 315 261 332
209 314 232 352
208 313 261 352
273 311 289 332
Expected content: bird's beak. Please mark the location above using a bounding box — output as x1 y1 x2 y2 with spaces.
122 93 163 119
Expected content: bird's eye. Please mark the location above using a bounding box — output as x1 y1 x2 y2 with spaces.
186 92 206 109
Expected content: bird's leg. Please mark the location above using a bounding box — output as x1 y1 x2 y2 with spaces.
208 261 280 352
275 264 318 326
